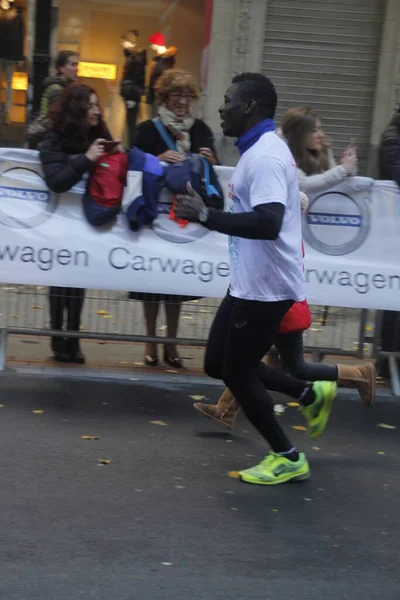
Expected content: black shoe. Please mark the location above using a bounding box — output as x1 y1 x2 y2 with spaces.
53 351 71 363
144 355 159 367
163 347 183 369
70 350 86 364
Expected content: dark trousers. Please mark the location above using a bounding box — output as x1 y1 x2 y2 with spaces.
49 287 85 353
275 331 338 381
205 293 309 454
377 310 400 378
381 311 400 352
127 103 140 147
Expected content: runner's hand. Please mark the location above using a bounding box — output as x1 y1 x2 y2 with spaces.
175 182 206 221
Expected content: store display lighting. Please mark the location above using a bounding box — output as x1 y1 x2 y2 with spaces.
78 62 117 80
4 72 28 91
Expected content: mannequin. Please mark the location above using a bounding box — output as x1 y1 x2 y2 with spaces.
0 0 24 123
147 32 177 118
120 29 147 147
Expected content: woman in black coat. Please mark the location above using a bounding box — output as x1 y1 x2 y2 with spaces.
40 83 113 363
132 68 218 368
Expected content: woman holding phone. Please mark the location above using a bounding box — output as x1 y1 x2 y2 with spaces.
281 106 358 194
40 83 120 363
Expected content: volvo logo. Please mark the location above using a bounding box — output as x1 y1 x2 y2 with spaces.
303 190 370 256
0 166 58 229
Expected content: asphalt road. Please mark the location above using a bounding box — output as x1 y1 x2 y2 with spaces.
0 373 399 600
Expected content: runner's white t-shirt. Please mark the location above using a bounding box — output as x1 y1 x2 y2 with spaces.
228 131 305 302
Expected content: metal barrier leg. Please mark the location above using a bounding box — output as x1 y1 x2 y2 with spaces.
0 329 8 372
312 350 322 363
389 354 400 397
357 309 368 358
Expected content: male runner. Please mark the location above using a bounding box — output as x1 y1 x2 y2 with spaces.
175 73 336 485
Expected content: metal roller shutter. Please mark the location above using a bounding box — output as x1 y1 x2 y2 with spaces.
262 0 386 173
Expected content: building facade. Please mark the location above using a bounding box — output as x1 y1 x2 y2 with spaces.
1 0 399 174
204 0 400 172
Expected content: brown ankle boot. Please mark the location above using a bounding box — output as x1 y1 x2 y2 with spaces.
193 388 240 430
263 352 283 371
337 363 376 406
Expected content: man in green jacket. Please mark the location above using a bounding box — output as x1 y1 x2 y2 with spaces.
27 50 79 148
39 50 79 115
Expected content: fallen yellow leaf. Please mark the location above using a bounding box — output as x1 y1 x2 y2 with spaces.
377 423 396 430
32 410 44 414
287 401 300 407
98 459 111 465
133 362 144 367
102 315 113 319
32 305 43 310
182 316 193 320
0 404 4 408
312 446 321 451
231 507 238 511
81 436 100 440
292 425 307 431
13 315 19 319
377 451 385 455
96 310 109 315
272 508 279 512
150 420 168 427
190 395 205 401
166 369 178 374
227 471 240 479
158 325 167 331
225 439 233 443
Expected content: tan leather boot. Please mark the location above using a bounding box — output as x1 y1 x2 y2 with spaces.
193 388 240 430
263 352 283 371
337 363 376 406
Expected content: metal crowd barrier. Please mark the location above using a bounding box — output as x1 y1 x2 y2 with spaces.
0 283 376 374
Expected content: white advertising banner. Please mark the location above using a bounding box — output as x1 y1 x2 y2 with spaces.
0 148 399 310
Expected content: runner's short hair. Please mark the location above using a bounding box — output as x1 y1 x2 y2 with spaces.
231 72 277 119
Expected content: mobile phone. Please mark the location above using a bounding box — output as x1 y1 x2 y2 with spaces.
102 140 119 152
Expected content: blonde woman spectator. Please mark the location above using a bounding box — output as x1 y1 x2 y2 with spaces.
281 106 357 194
131 69 218 369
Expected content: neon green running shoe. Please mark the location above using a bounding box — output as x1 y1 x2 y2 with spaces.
300 381 337 439
239 452 310 485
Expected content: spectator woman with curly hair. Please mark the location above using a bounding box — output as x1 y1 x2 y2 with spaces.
131 69 218 369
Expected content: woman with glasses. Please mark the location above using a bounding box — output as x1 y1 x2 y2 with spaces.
132 69 218 368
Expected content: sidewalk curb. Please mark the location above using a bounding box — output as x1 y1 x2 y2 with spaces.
2 365 396 400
